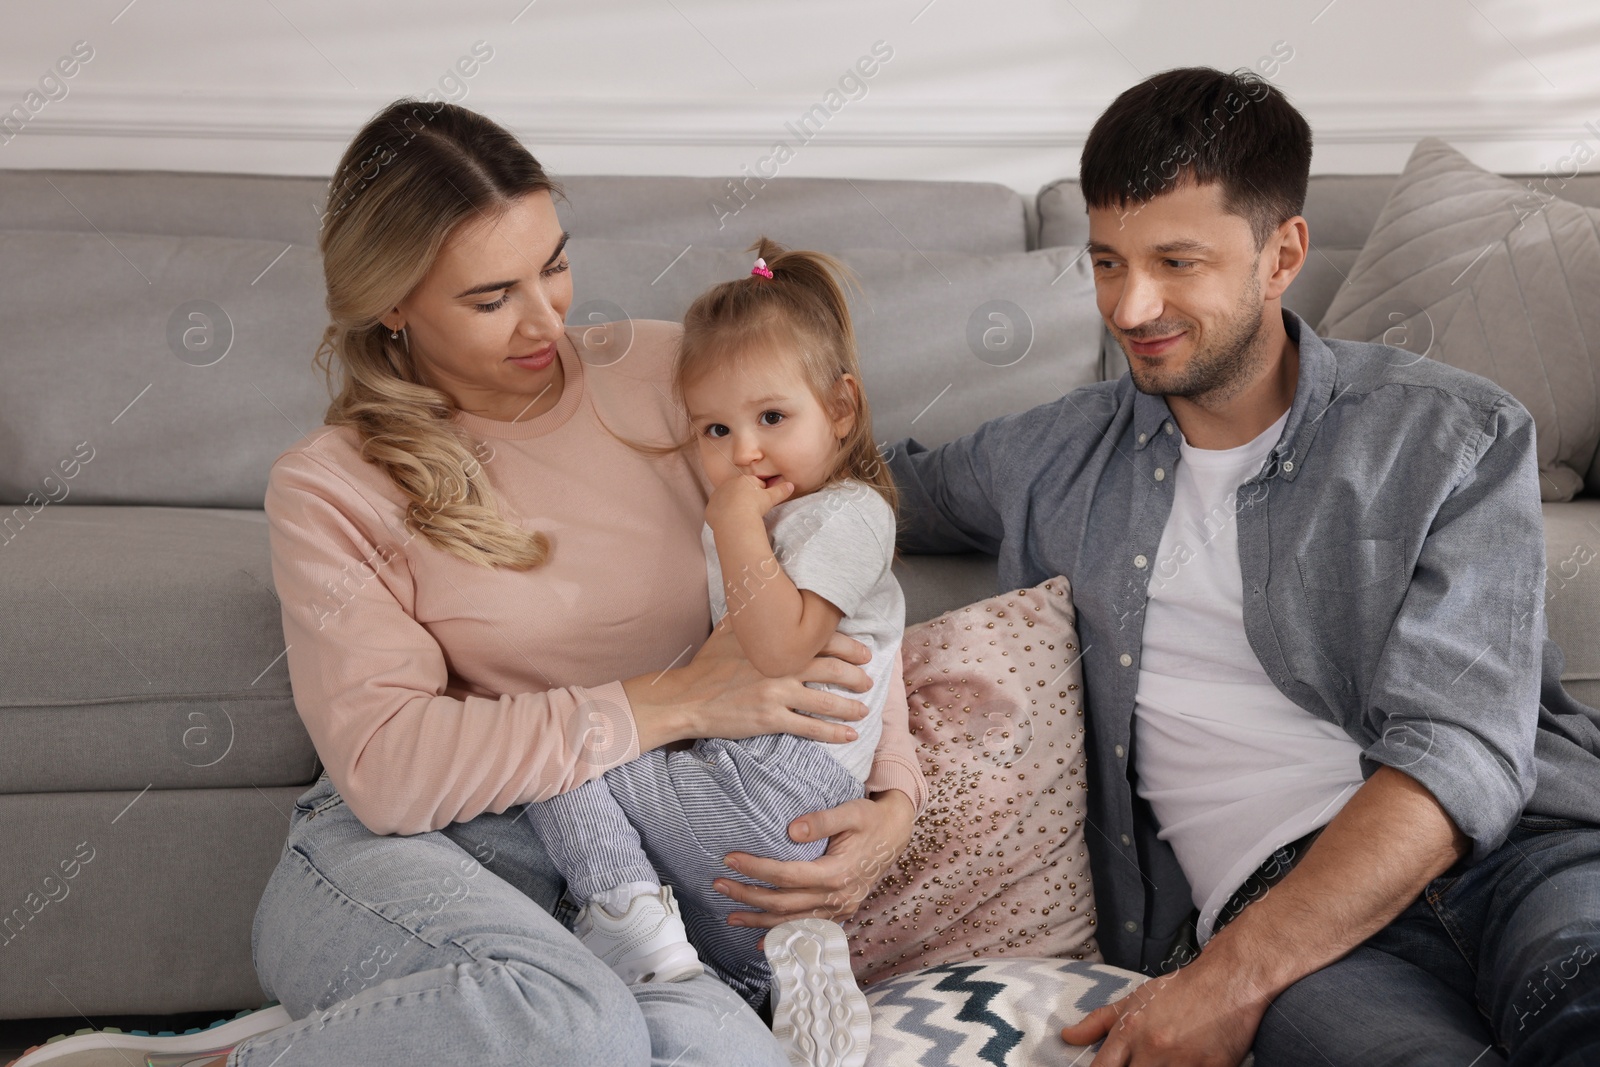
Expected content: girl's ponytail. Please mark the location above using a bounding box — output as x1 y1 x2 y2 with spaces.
746 236 859 360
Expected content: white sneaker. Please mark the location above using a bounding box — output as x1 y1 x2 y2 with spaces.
7 1003 291 1066
764 918 871 1067
575 883 705 986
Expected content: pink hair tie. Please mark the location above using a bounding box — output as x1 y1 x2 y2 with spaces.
750 257 774 279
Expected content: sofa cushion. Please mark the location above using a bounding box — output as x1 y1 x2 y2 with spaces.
0 786 306 1017
1542 499 1600 710
1318 138 1600 501
0 505 316 792
0 230 1101 509
866 957 1147 1066
0 170 1027 254
0 230 330 509
567 239 1103 449
1034 178 1088 252
847 578 1099 987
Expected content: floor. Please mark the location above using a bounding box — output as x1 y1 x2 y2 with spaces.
0 1009 254 1062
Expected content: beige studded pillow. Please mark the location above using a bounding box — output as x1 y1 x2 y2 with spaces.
844 576 1100 986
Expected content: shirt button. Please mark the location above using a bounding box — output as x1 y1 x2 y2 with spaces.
1120 833 1132 845
1164 422 1174 435
1133 554 1148 569
1137 432 1148 444
1282 460 1294 472
1153 468 1166 481
1124 920 1139 932
1115 744 1126 758
1119 653 1133 667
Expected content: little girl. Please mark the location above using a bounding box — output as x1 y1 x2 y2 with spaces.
524 238 903 1061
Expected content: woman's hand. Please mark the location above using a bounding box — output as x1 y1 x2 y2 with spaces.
624 623 874 752
711 788 915 928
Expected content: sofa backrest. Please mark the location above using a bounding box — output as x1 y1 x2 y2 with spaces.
9 164 1592 512
0 170 1029 254
0 171 1038 510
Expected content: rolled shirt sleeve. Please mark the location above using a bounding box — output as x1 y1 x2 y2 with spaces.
1360 395 1544 862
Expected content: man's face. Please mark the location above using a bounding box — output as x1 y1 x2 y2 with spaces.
1087 180 1273 402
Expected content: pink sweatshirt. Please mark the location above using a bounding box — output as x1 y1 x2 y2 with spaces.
265 318 926 836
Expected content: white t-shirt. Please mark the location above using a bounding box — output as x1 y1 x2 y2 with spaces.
1133 408 1365 943
703 478 904 782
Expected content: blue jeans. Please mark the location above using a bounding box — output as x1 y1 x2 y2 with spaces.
525 732 863 1006
1253 817 1600 1066
237 772 787 1067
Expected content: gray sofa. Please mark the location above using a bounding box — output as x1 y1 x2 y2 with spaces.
2 164 1597 1021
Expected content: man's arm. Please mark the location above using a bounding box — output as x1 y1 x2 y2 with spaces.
886 434 1005 556
1062 392 1547 1063
1206 764 1468 991
1062 765 1468 1064
887 399 1069 556
1354 394 1545 861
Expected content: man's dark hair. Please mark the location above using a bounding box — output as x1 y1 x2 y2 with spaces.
1080 67 1312 249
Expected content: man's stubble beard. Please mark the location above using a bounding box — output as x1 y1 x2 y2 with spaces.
1123 268 1268 406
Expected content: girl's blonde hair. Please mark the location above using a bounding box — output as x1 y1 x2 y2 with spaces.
313 98 562 570
661 237 898 523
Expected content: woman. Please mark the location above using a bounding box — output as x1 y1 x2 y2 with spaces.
15 99 923 1067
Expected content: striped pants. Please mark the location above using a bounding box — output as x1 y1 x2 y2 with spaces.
524 732 864 1006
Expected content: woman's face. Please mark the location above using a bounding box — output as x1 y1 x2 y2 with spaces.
385 190 574 422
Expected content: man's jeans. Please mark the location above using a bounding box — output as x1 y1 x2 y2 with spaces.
239 772 788 1067
1254 818 1600 1066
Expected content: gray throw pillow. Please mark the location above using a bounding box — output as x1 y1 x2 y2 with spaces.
1318 138 1600 501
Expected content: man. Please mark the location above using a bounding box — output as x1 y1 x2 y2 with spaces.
885 67 1600 1065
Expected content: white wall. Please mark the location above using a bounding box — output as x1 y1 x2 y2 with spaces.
2 0 1598 191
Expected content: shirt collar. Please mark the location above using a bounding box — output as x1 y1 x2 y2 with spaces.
1128 308 1336 483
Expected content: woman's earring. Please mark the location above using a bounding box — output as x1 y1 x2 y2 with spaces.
390 328 399 339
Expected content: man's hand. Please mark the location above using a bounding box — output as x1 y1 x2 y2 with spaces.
1057 765 1469 1064
1060 954 1268 1066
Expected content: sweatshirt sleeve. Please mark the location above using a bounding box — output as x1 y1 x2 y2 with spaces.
264 452 642 837
865 645 928 815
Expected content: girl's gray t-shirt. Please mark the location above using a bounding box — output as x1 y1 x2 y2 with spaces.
701 477 905 782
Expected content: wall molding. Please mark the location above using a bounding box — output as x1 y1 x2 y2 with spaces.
6 87 1599 150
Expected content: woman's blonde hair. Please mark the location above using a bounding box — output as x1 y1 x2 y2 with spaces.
313 98 562 570
655 238 898 524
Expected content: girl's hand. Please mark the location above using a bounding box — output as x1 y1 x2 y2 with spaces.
713 789 915 927
705 473 792 530
624 622 872 753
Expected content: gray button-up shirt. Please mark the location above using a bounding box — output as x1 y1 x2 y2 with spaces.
886 310 1600 975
